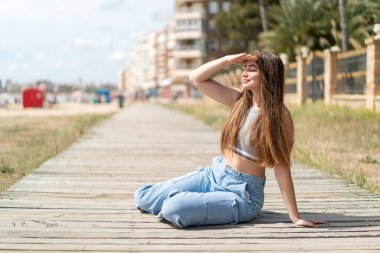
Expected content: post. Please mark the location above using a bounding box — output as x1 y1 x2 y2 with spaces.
324 48 338 105
365 34 380 110
311 52 316 102
296 55 307 105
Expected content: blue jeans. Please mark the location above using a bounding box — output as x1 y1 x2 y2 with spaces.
134 156 266 228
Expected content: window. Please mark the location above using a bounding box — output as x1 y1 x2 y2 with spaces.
209 1 218 14
208 20 215 32
208 39 219 52
222 1 231 12
176 18 201 32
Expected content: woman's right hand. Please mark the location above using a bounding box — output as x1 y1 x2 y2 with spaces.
224 53 257 65
189 52 246 107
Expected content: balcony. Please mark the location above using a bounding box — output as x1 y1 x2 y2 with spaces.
173 50 203 58
174 7 204 20
176 44 203 50
173 44 204 58
172 69 192 78
173 61 202 78
175 7 204 13
173 29 203 40
175 62 201 69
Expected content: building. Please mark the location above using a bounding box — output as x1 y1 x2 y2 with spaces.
118 67 128 92
172 0 233 87
127 37 150 91
156 21 175 88
123 0 234 98
147 31 158 88
122 21 175 93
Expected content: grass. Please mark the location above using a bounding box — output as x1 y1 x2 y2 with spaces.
0 113 114 192
162 100 380 194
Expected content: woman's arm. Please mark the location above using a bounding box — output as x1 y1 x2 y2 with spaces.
274 164 300 222
189 53 255 107
274 163 325 227
274 110 326 227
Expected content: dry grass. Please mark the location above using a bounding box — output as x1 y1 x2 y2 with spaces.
162 100 380 194
288 102 380 194
0 113 114 192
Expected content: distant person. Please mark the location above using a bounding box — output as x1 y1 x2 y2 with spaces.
135 51 326 228
117 91 125 108
171 91 180 102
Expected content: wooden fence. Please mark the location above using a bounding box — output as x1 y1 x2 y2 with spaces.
215 35 380 111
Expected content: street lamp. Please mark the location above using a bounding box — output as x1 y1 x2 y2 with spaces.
300 46 309 58
330 45 341 52
374 23 380 39
279 53 289 65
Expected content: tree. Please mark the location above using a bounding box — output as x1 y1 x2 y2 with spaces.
258 0 268 32
214 1 261 53
258 0 334 60
327 0 380 50
345 0 380 49
216 0 380 59
339 0 349 51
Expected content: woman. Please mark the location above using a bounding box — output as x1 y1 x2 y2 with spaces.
135 51 325 228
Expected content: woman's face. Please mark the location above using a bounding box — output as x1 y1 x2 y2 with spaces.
241 60 261 91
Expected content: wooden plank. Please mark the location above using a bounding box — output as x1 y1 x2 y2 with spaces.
0 242 380 251
0 103 379 252
1 219 379 230
1 237 380 245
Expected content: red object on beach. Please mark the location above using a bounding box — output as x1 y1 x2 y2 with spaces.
23 88 45 108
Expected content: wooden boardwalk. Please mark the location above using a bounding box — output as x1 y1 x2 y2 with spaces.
0 103 379 252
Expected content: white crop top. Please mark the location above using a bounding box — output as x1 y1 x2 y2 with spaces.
233 107 261 162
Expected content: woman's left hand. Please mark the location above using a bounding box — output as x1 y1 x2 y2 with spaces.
293 218 327 228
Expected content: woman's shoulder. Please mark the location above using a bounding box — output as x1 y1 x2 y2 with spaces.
281 105 294 145
282 105 294 128
282 105 292 117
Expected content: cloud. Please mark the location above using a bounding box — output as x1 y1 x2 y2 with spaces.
21 63 31 70
151 9 172 22
0 0 26 14
110 50 127 61
36 52 47 61
0 0 173 83
34 52 64 68
129 31 146 41
99 0 127 11
71 37 112 48
99 25 114 32
14 52 24 59
53 60 65 67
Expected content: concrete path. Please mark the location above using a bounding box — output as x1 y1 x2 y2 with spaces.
0 103 379 252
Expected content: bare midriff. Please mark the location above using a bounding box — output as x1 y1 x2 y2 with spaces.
223 149 266 178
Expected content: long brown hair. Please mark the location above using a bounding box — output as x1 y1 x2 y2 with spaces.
220 50 291 168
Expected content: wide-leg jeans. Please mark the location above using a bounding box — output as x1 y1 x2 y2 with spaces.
134 156 266 228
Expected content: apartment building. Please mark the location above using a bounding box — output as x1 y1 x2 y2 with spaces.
123 0 234 96
172 0 233 86
155 22 175 87
126 37 150 91
122 21 175 92
118 67 128 92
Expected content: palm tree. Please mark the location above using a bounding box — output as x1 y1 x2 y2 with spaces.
345 0 380 49
215 1 261 53
329 0 380 49
339 0 349 51
258 0 268 32
258 0 380 58
258 0 334 60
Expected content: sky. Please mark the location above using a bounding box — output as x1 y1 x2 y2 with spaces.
0 0 174 85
